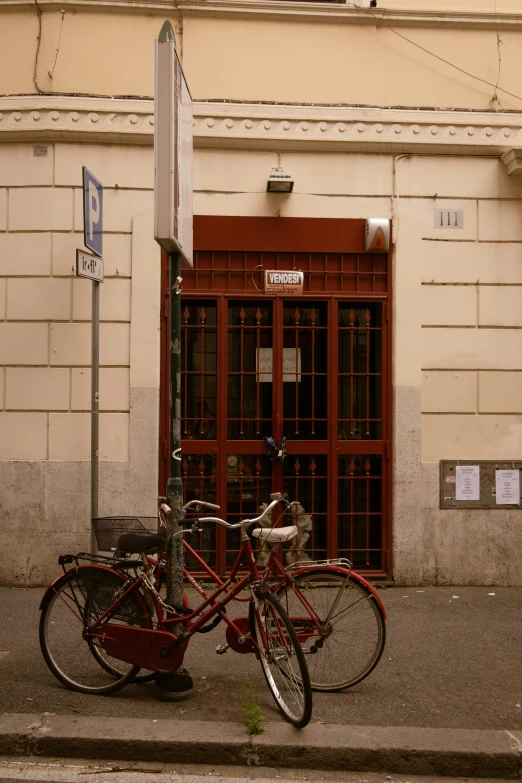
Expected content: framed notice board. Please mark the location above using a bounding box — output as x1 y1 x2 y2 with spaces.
440 460 522 509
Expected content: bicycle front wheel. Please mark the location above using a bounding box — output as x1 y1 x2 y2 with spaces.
250 592 312 728
39 567 150 695
277 569 385 691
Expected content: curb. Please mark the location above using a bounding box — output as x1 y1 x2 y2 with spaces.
1 714 521 779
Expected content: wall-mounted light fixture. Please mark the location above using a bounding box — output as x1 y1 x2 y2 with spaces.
266 167 294 193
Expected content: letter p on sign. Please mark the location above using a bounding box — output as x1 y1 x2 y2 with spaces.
82 167 103 257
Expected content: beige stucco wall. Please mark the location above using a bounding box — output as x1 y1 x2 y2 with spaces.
183 18 522 110
0 141 160 584
3 132 522 585
398 155 522 585
1 5 522 111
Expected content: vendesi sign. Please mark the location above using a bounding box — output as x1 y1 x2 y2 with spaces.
265 270 303 295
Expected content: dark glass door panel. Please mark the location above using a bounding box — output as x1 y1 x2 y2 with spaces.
337 454 383 570
282 302 328 440
182 453 218 569
227 302 274 439
182 301 218 440
282 453 328 563
224 453 272 568
338 303 383 441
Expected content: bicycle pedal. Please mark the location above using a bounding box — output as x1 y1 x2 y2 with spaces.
215 643 229 655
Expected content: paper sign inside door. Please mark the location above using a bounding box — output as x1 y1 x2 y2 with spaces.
258 348 301 382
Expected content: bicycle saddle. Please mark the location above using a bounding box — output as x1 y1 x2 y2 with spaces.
252 525 298 543
116 533 167 554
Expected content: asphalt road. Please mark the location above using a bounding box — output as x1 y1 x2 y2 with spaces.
0 757 517 783
1 585 521 731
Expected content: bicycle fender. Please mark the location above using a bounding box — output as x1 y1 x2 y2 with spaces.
289 566 387 619
348 571 387 618
39 564 136 611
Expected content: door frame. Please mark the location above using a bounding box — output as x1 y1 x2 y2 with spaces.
159 216 393 578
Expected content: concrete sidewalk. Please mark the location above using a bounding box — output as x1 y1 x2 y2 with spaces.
1 714 522 779
1 585 522 777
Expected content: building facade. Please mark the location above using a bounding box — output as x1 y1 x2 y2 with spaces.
1 0 522 585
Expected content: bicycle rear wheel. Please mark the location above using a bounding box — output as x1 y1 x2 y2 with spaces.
39 567 150 695
277 569 385 692
250 592 312 728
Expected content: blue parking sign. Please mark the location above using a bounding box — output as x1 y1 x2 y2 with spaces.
82 167 103 258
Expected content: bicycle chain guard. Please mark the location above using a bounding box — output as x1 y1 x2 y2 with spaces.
96 624 187 674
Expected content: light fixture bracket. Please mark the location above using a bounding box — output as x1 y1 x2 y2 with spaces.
267 167 294 193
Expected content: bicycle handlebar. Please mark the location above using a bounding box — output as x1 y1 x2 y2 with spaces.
184 499 220 512
159 499 220 529
159 493 295 535
190 494 295 534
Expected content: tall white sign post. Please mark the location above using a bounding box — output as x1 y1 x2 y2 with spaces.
79 167 104 554
154 20 193 687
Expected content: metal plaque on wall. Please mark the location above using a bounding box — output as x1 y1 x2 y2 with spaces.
440 460 522 509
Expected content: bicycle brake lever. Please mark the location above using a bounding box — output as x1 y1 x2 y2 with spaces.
190 520 200 534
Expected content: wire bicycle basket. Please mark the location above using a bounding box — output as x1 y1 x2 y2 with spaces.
92 517 160 552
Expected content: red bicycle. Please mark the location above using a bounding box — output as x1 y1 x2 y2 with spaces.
39 496 312 728
162 495 387 692
86 493 386 693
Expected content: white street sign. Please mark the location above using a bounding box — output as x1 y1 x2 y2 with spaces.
154 22 193 267
76 249 104 282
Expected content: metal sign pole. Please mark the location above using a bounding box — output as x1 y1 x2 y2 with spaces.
166 252 183 619
153 23 193 698
80 165 104 556
91 279 100 554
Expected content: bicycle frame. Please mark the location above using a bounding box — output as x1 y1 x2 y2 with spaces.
178 534 386 641
73 528 268 675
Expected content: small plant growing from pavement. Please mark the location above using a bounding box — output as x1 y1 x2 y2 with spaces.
241 681 265 736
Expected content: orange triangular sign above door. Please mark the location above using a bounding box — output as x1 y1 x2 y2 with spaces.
370 227 387 251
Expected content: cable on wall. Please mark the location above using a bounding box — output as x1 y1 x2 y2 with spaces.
348 3 522 107
33 0 44 94
392 154 411 248
490 0 502 110
48 9 67 81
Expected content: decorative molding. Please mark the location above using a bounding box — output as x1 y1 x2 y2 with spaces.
193 103 522 155
1 0 522 29
0 97 155 145
1 96 522 155
501 149 522 184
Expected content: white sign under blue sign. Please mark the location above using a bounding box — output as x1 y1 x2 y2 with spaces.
76 249 104 282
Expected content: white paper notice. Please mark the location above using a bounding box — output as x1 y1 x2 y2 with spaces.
495 469 520 505
455 465 480 501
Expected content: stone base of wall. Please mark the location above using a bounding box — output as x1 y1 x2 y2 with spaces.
0 460 129 585
0 387 160 587
416 462 522 587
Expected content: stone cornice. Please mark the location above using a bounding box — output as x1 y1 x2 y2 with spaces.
175 1 522 30
1 0 522 29
1 96 522 154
